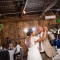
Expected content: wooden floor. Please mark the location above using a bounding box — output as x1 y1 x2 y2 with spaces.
23 56 27 60
17 56 27 60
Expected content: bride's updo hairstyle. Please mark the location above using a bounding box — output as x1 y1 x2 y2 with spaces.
26 28 33 36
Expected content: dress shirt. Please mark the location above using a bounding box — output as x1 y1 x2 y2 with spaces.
14 44 21 54
38 32 44 52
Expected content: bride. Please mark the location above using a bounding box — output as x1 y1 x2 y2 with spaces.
25 27 47 60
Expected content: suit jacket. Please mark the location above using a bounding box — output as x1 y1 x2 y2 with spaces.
42 33 56 57
0 50 10 60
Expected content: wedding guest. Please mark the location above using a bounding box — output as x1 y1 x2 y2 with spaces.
8 43 14 50
13 42 21 60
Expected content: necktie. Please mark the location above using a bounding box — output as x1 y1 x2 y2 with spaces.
38 34 42 51
39 42 42 51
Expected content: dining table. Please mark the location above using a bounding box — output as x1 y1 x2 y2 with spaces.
8 49 14 60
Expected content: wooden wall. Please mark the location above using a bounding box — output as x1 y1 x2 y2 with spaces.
2 20 38 55
0 14 60 55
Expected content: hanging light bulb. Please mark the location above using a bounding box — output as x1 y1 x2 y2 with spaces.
32 27 36 31
23 10 26 14
24 28 28 33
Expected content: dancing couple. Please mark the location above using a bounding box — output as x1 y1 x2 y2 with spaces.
25 26 56 60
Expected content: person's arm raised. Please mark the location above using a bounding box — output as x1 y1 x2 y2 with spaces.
35 30 47 42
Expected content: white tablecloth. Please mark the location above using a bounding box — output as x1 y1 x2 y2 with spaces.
9 50 14 60
52 49 60 60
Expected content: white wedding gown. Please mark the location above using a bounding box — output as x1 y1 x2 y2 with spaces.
26 36 42 60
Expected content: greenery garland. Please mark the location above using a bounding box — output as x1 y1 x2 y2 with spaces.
0 24 4 31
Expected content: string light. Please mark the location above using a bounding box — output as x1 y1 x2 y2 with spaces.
32 27 36 31
24 27 36 33
23 10 26 14
14 5 15 6
0 1 46 9
9 6 11 8
24 28 28 33
0 3 20 9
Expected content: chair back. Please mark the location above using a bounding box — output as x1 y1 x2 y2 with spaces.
20 47 23 60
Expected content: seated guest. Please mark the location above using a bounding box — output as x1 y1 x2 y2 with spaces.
13 42 21 60
8 43 14 50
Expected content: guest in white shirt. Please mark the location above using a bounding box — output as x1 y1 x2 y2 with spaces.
13 42 21 60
